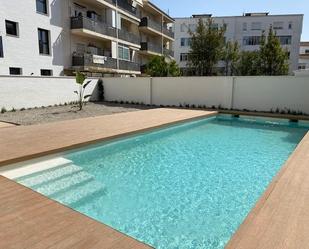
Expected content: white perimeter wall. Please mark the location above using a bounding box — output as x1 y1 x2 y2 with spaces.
233 76 309 113
0 76 100 110
1 76 309 114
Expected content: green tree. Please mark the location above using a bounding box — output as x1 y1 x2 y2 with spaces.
259 26 289 75
238 51 261 76
222 41 240 76
146 56 180 77
188 18 225 76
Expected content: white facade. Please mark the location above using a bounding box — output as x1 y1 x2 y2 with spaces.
0 0 174 76
298 42 309 69
173 13 303 74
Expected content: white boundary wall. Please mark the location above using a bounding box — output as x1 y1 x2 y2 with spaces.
233 76 309 113
1 76 309 114
152 77 233 108
0 76 100 110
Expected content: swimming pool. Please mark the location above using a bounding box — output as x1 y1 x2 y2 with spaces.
11 115 309 249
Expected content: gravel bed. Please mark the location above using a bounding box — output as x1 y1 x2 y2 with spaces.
0 102 152 126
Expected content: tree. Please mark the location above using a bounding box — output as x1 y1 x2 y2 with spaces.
259 26 289 75
222 41 240 76
237 51 261 76
74 71 92 110
188 18 225 76
146 56 180 77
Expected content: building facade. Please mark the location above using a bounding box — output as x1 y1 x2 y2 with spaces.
173 13 303 75
0 0 174 76
298 41 309 70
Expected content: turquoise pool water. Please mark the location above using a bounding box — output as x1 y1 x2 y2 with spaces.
15 115 308 249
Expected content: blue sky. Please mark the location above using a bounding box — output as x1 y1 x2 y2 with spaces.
151 0 309 40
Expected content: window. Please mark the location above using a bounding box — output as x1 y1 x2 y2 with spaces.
288 22 292 29
180 38 192 47
41 69 53 76
36 0 48 14
180 23 187 32
118 44 129 60
243 36 261 46
180 53 189 62
188 24 196 32
273 22 284 30
243 23 247 31
305 49 309 54
251 22 261 30
9 67 22 75
38 28 50 55
278 36 292 45
0 36 3 58
5 20 18 36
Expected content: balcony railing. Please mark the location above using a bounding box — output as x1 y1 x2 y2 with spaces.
71 16 117 38
73 54 140 72
140 42 162 54
162 27 175 39
164 48 174 57
118 29 140 45
72 54 117 69
119 60 140 72
140 17 162 33
113 0 138 17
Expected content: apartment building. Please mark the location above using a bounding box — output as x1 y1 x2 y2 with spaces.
173 13 303 75
0 0 174 76
298 41 309 70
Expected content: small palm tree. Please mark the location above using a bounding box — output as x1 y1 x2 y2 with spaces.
74 71 92 111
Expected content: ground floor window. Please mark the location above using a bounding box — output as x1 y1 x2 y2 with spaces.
9 67 22 75
41 69 53 76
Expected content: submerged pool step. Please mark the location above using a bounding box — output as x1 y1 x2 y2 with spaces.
24 169 95 196
51 179 106 207
17 164 84 188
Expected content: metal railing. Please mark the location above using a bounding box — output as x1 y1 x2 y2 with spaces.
140 42 162 54
162 27 175 39
71 16 117 38
119 60 140 71
72 54 117 69
140 17 162 33
118 29 140 45
164 48 174 57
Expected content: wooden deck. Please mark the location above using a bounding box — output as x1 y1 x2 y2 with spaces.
0 176 152 249
0 108 216 166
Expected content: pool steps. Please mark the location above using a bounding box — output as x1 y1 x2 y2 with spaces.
1 157 106 208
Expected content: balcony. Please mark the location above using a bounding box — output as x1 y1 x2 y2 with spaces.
118 29 140 45
119 60 140 72
71 16 117 39
162 27 175 39
113 0 138 17
140 42 162 54
164 48 174 57
72 53 117 70
72 54 140 73
139 17 162 33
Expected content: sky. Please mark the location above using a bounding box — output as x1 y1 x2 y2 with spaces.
151 0 309 40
